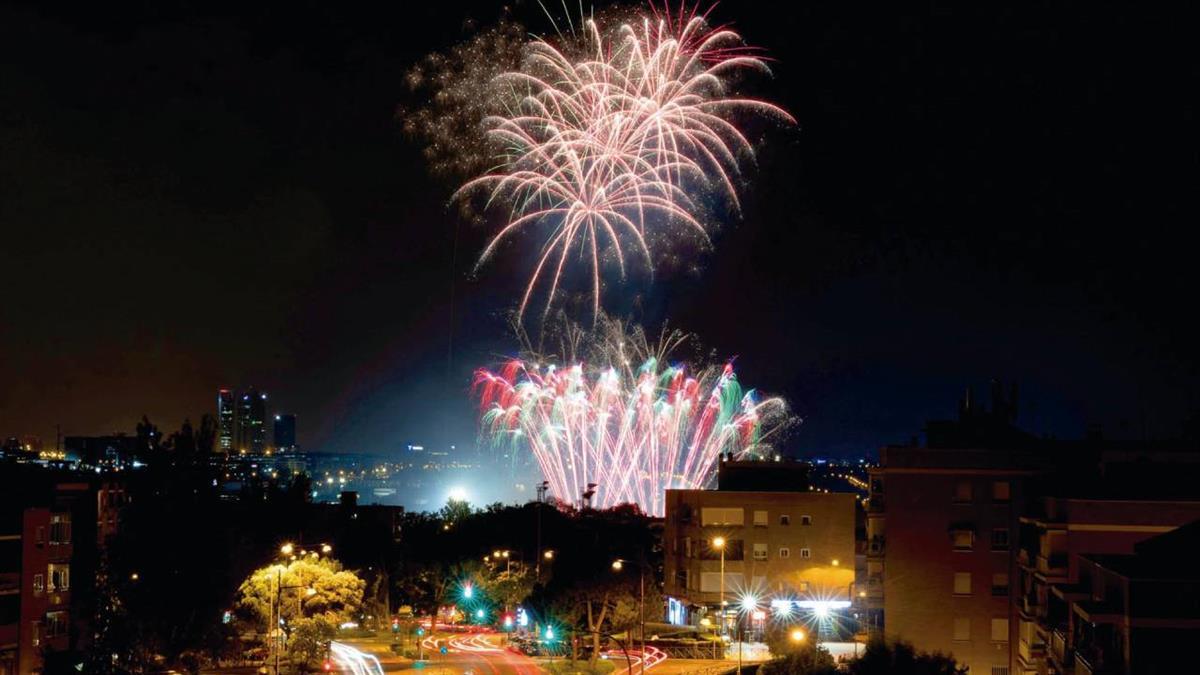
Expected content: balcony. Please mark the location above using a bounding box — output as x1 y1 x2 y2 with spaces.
1049 628 1072 671
1075 646 1117 675
867 536 885 557
1018 638 1046 664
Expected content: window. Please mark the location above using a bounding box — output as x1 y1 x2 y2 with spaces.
779 514 791 526
953 617 970 641
32 574 44 593
991 668 1010 675
954 481 973 504
953 572 972 595
992 573 1009 596
684 537 692 558
49 515 71 545
952 529 974 551
801 515 812 526
753 510 768 527
779 547 791 559
35 526 45 546
701 507 744 526
44 611 68 638
991 528 1010 551
992 481 1010 503
700 572 744 592
800 548 811 559
48 564 69 592
990 618 1009 642
753 543 768 561
31 621 40 647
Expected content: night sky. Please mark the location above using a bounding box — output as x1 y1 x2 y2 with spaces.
2 1 1195 456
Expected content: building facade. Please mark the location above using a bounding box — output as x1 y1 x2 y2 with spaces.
217 389 235 453
663 488 856 636
870 445 1036 675
236 387 267 454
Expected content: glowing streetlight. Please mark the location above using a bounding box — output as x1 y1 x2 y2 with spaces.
543 550 555 560
611 560 624 571
790 628 806 643
280 543 295 556
321 544 332 554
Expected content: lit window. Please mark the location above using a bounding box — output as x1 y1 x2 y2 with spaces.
800 548 811 559
992 573 1009 596
44 611 68 638
954 481 973 503
753 543 768 561
753 510 768 527
991 618 1009 642
954 572 972 595
48 564 69 592
33 574 44 593
953 529 974 551
953 617 970 641
779 547 790 559
992 481 1010 503
701 507 745 526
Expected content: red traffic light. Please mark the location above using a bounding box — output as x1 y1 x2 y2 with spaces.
323 660 333 671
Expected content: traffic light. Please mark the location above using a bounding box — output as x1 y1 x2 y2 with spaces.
391 618 400 633
322 659 333 671
416 627 425 636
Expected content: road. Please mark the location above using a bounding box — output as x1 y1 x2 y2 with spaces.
208 633 678 675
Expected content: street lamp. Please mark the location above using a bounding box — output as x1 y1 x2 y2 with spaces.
790 628 806 644
710 537 727 654
611 558 649 675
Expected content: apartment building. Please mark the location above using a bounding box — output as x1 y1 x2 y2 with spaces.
663 484 856 635
1014 495 1200 674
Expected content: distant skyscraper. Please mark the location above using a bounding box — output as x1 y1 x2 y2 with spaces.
274 413 297 451
236 387 267 454
217 389 235 452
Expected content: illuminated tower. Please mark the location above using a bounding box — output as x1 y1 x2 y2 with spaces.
236 387 268 454
217 389 235 452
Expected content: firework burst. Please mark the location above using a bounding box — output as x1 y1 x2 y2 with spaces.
450 3 793 321
472 317 791 516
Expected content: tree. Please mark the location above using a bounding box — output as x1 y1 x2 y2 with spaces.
237 557 366 630
195 414 217 455
845 639 967 675
759 643 837 675
288 616 337 672
440 497 473 524
478 567 535 611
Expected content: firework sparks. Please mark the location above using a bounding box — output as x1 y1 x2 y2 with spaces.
450 3 793 321
472 318 790 516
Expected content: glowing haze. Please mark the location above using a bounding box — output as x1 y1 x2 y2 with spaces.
450 3 794 321
472 318 790 516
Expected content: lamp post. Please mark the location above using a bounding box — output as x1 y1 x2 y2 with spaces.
711 537 726 662
611 559 648 675
272 543 330 674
